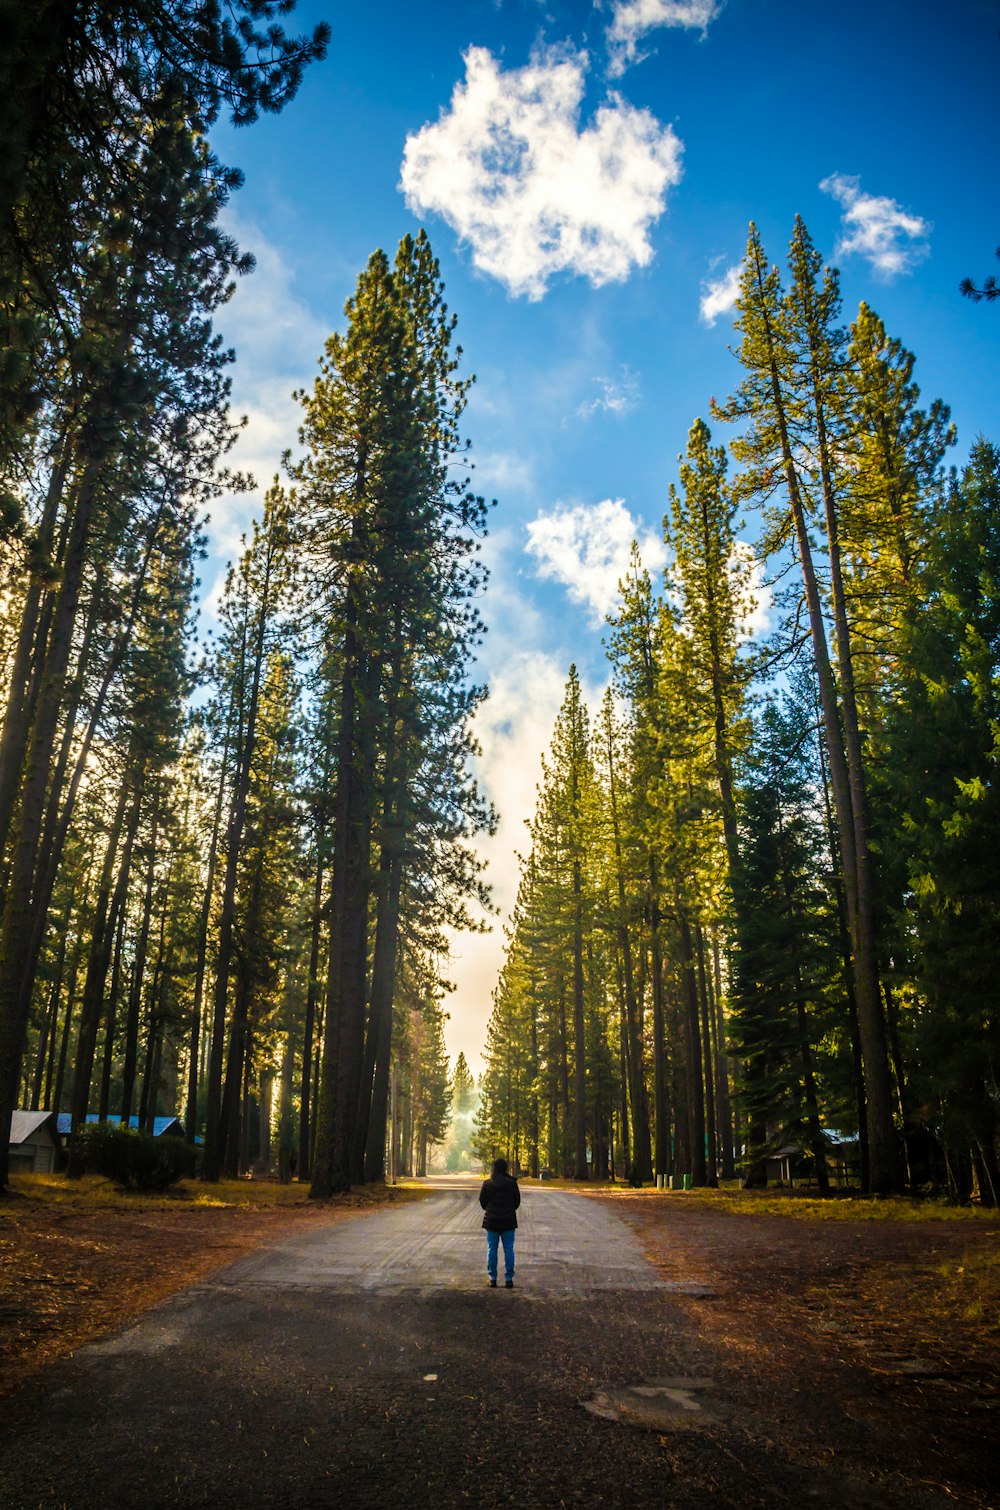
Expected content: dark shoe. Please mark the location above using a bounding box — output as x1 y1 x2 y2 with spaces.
505 1279 514 1289
489 1279 497 1287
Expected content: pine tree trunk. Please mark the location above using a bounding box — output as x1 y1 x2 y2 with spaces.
185 700 233 1147
31 937 66 1110
751 249 899 1193
120 795 160 1125
615 949 633 1183
203 577 270 1182
98 901 127 1122
357 635 408 1183
259 1067 272 1170
572 855 588 1180
0 439 70 861
709 938 736 1180
794 977 830 1192
605 723 652 1183
360 850 404 1182
220 936 257 1178
557 976 570 1174
311 605 377 1197
0 449 105 1184
298 851 325 1181
51 939 83 1115
816 690 871 1189
679 913 707 1186
138 1015 160 1132
695 924 718 1187
278 1029 295 1183
811 359 900 1195
649 862 669 1179
529 991 540 1177
66 780 131 1174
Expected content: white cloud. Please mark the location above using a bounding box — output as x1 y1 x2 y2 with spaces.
607 0 723 75
574 366 640 420
525 496 667 623
400 45 683 300
699 262 740 326
820 173 931 278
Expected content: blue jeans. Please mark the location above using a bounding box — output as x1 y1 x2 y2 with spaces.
486 1228 515 1282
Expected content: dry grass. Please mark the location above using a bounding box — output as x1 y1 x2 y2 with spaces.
523 1177 1000 1223
933 1244 1000 1329
5 1171 431 1212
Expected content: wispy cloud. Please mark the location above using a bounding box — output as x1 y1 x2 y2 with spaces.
607 0 724 76
470 449 536 496
573 366 640 420
207 214 329 610
525 496 667 623
699 261 740 326
400 45 682 300
820 173 931 277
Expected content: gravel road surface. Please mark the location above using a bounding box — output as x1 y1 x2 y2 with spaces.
0 1179 980 1509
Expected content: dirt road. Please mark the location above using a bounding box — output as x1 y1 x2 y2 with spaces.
0 1179 994 1509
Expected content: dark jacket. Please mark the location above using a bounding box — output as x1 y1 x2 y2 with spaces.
479 1170 520 1231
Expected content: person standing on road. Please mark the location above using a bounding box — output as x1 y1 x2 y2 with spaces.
479 1157 520 1288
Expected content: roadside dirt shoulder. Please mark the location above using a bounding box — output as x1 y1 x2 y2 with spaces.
0 1179 419 1397
591 1190 1000 1503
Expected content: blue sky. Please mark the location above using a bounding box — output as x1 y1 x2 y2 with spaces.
207 0 1000 1072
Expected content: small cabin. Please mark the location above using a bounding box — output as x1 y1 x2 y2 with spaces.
9 1111 61 1174
766 1136 860 1188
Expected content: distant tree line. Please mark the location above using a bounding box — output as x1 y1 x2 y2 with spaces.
0 2 493 1191
475 220 1000 1205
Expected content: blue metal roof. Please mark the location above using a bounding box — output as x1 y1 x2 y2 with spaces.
55 1114 184 1138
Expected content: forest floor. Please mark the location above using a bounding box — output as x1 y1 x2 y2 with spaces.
583 1182 1000 1352
588 1185 1000 1436
0 1173 425 1398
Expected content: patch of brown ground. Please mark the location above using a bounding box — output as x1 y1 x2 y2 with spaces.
594 1190 1000 1451
0 1176 421 1398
